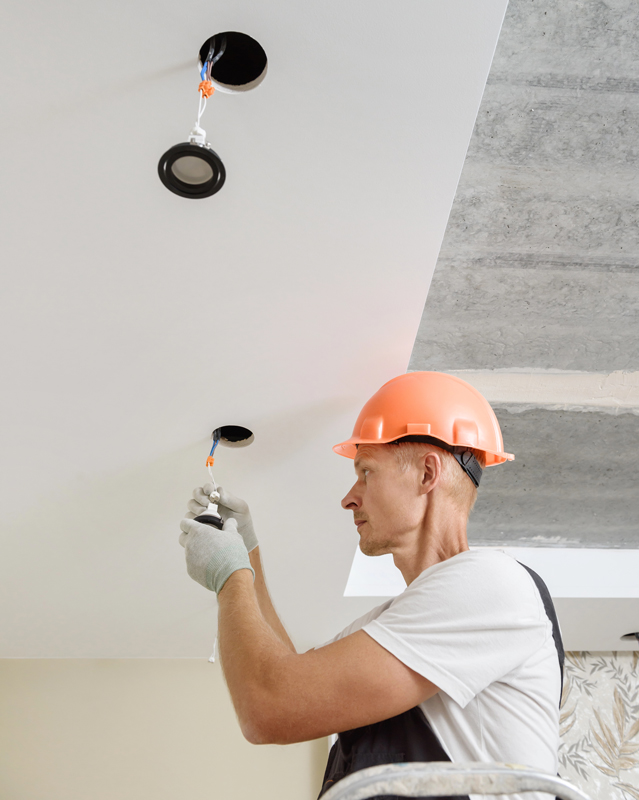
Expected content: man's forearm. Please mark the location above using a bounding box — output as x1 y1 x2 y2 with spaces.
217 569 293 743
249 546 296 652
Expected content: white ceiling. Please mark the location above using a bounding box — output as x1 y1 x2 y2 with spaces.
0 0 509 655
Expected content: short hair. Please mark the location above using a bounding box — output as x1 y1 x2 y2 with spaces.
387 441 486 517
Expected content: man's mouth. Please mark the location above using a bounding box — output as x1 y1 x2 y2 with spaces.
354 519 367 529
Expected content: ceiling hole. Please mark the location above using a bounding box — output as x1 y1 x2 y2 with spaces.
198 32 267 93
620 632 639 641
213 425 255 447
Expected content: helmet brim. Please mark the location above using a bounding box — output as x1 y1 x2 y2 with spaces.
333 437 514 466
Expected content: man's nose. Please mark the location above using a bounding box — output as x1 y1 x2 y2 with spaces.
341 483 360 510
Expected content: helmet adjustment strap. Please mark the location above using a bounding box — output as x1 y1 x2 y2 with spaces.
452 449 482 488
390 435 483 488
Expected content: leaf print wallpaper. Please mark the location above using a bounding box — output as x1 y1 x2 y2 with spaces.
560 652 639 800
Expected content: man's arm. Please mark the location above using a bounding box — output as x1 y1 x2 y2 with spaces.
218 570 439 746
186 485 295 652
249 546 296 652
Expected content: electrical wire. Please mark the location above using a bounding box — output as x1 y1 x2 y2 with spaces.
196 90 208 128
196 79 215 128
208 636 218 664
206 430 221 666
207 466 217 488
195 37 226 134
208 35 226 75
206 436 220 487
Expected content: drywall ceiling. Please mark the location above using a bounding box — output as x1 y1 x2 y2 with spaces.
0 0 509 656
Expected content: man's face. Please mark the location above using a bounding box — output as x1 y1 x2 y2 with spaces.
341 445 426 556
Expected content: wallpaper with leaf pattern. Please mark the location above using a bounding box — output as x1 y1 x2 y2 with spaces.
559 652 639 800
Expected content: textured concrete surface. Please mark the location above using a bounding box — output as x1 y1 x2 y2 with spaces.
469 408 639 548
447 370 639 410
412 258 639 370
410 0 639 550
489 0 639 79
410 0 639 372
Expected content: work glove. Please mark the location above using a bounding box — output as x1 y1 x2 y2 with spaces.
186 484 259 553
179 516 254 594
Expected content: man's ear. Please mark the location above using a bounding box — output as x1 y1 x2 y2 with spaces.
419 451 442 494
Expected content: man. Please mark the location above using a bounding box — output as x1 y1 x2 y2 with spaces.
179 372 563 800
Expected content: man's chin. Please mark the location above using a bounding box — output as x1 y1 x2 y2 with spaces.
359 538 391 557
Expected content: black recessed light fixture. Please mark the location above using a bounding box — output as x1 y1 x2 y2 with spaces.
158 141 226 199
158 32 267 199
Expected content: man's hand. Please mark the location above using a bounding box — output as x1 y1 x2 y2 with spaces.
185 483 221 518
179 517 254 593
186 484 258 553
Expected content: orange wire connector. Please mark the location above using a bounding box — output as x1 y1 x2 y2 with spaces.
206 456 215 467
199 81 215 98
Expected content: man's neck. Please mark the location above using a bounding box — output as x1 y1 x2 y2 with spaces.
392 505 469 586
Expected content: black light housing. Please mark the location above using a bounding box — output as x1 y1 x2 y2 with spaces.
158 141 225 199
159 31 266 199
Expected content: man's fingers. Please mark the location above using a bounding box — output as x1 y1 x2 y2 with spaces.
180 518 198 535
217 486 248 513
222 517 239 533
193 483 214 499
187 498 207 516
193 486 212 507
179 517 202 547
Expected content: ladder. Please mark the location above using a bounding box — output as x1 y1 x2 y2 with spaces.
320 762 593 800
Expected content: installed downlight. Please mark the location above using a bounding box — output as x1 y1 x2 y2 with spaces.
158 32 267 198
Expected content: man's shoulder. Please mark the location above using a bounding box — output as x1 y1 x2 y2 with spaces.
409 550 540 606
419 548 526 579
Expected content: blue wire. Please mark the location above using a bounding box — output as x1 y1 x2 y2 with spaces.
200 61 208 81
209 438 219 458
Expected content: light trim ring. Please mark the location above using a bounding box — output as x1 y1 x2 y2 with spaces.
158 142 226 199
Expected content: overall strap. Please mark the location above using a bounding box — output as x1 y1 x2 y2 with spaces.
318 706 469 800
517 561 565 700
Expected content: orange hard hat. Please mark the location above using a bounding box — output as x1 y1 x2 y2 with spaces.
333 371 513 485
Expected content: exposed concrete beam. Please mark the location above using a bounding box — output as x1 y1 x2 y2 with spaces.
447 370 639 412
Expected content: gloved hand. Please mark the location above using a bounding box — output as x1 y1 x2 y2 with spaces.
186 484 259 553
179 516 254 594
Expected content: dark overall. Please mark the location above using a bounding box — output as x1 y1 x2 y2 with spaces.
318 564 565 800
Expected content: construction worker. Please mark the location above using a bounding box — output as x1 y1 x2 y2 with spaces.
179 372 563 800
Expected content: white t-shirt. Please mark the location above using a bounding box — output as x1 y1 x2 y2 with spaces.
325 550 561 800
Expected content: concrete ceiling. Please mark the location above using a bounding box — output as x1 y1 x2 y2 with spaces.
410 0 639 552
0 0 508 656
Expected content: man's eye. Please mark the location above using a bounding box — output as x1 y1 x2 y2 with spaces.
363 469 369 477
